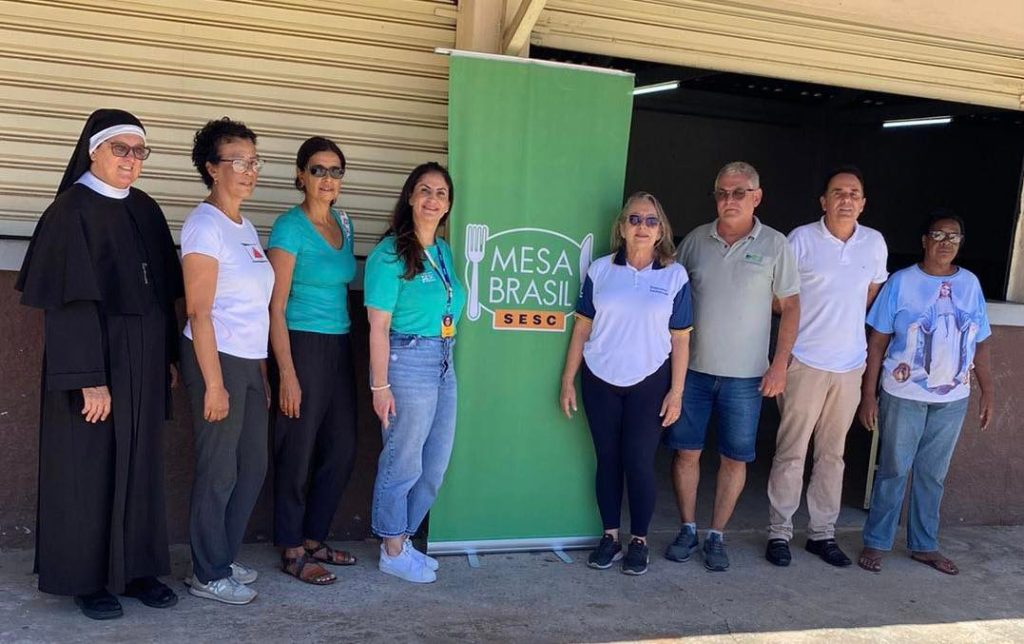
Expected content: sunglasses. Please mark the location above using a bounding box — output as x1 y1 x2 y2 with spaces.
308 165 345 179
927 230 964 244
627 214 660 228
106 141 151 160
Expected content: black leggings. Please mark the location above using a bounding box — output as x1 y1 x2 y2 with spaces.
581 360 670 537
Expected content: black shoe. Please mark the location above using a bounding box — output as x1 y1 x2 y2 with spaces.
587 534 623 569
622 538 649 576
806 538 852 567
765 539 792 567
123 576 179 608
74 589 123 620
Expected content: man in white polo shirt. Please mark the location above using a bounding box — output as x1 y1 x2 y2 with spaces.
665 161 800 572
765 166 888 568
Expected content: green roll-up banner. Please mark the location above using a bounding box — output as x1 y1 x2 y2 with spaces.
429 51 634 553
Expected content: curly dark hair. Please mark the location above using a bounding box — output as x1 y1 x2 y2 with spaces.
294 136 346 191
191 117 257 188
385 162 455 280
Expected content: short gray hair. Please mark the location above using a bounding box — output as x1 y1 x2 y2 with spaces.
715 161 760 189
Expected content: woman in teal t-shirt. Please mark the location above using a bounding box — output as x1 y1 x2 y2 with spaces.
364 161 465 584
267 137 358 586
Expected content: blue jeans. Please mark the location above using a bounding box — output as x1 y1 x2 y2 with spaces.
664 370 763 462
371 333 457 538
862 390 969 552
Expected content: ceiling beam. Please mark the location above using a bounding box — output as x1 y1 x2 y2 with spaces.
503 0 547 56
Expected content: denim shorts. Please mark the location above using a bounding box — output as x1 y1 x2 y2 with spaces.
664 369 763 462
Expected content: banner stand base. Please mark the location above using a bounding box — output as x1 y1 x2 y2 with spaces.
466 552 481 568
552 548 573 564
428 536 600 556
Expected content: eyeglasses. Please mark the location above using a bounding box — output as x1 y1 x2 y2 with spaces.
106 141 151 160
712 188 756 202
308 165 344 179
627 214 660 228
927 230 964 244
216 157 264 173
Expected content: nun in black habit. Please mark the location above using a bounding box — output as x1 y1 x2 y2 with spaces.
16 109 184 620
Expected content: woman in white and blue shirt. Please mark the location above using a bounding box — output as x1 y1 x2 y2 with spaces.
559 192 692 575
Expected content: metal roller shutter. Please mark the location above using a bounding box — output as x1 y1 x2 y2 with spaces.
532 0 1024 111
0 0 457 255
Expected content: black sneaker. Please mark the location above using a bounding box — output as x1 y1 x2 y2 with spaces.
765 539 792 567
622 538 649 576
587 534 623 569
806 538 852 567
664 525 699 562
703 532 730 572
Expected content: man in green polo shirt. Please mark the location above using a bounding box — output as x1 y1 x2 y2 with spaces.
664 161 801 571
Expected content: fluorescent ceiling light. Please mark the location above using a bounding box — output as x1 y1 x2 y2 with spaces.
882 116 953 129
632 80 680 96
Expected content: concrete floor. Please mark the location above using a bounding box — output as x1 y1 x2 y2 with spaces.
3 414 1021 642
1 525 1023 643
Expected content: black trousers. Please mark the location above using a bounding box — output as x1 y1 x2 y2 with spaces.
273 331 357 547
181 338 268 584
581 359 670 537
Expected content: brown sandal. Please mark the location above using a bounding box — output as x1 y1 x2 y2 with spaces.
911 552 959 575
282 551 336 585
857 547 883 573
306 542 357 566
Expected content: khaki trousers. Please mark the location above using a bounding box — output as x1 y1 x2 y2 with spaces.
767 358 865 541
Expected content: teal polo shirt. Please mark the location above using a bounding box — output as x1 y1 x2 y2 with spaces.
364 236 466 337
267 205 356 334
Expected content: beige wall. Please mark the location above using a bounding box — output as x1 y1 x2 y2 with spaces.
531 0 1024 110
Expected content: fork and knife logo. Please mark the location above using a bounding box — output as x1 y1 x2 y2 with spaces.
463 223 594 331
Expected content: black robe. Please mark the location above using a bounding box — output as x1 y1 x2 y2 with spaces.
17 183 183 596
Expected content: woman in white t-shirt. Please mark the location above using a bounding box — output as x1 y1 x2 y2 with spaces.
559 192 693 576
857 210 995 576
180 118 274 606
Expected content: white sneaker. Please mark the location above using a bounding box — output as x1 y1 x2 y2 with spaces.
404 539 440 571
230 561 258 585
379 544 436 583
188 576 257 605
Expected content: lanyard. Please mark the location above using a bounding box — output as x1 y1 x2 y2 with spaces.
423 246 453 312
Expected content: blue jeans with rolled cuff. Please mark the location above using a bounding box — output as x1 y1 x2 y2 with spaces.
371 333 457 538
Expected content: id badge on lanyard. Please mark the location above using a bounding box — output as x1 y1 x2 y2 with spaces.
424 248 455 338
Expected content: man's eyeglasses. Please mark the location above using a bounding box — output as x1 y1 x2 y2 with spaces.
107 141 151 160
627 214 660 228
712 188 756 202
927 230 964 244
308 165 344 179
216 157 264 173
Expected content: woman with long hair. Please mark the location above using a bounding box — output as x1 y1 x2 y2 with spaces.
364 162 466 584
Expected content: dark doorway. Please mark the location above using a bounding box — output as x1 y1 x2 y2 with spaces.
532 46 1024 542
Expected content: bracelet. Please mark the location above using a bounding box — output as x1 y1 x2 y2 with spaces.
370 383 391 392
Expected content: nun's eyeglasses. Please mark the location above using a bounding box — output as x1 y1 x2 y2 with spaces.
107 141 152 160
215 157 264 173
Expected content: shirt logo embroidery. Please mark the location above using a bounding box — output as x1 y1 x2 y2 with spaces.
743 252 764 265
420 273 436 283
242 243 268 262
649 285 669 295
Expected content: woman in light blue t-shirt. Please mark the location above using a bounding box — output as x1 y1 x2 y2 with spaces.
267 137 358 586
857 210 995 576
